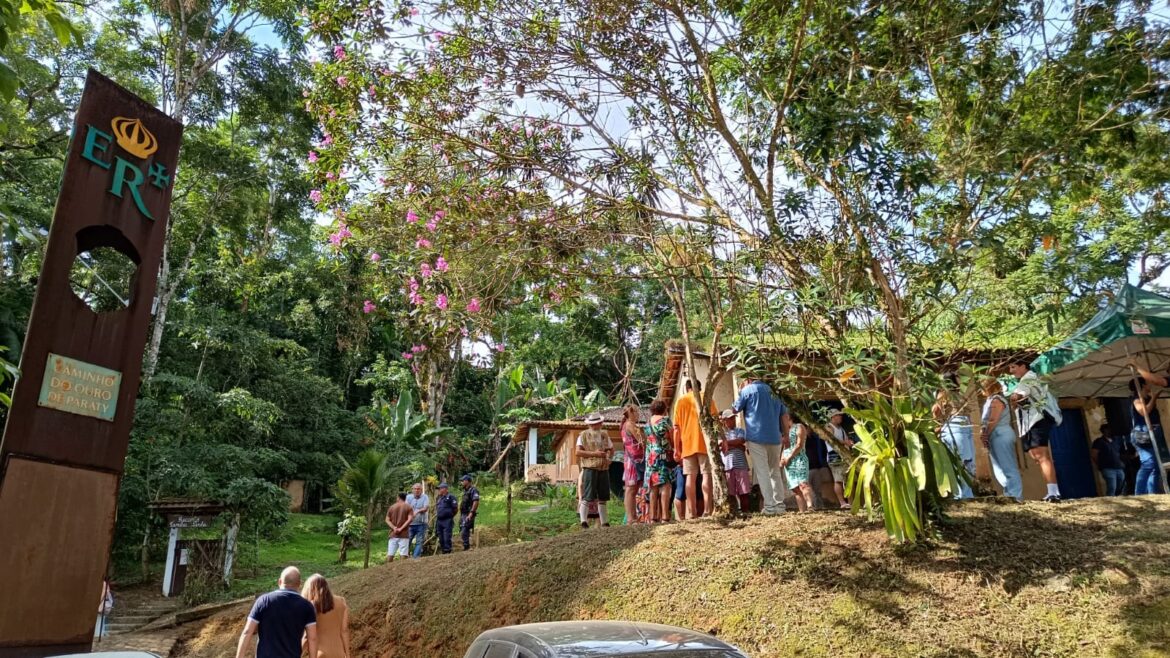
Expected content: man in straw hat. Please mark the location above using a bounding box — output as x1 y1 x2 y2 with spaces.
577 413 614 527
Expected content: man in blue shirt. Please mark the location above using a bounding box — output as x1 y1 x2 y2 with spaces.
235 566 317 658
732 377 791 515
434 482 459 554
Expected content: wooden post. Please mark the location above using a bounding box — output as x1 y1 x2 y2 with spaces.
506 459 513 539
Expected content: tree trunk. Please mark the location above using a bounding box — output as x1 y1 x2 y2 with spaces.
362 519 372 569
505 459 512 539
141 244 171 380
140 524 152 581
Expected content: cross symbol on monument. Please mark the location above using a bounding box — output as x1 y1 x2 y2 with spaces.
149 162 171 189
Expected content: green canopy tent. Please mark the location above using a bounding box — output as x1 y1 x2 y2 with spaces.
1033 285 1170 396
1032 284 1170 491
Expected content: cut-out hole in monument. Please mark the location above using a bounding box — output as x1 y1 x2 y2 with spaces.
69 226 141 313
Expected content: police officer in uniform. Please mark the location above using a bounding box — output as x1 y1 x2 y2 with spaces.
434 482 459 554
459 474 480 551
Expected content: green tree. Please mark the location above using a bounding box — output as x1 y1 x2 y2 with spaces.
334 449 402 568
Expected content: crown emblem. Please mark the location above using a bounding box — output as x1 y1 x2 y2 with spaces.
111 116 158 159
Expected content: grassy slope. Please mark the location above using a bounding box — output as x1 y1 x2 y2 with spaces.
179 497 1170 658
221 487 620 599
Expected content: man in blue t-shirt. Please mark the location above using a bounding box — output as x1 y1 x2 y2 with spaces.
235 566 317 658
732 377 791 516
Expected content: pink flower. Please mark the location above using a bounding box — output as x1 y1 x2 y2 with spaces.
337 224 352 240
496 343 505 353
328 232 342 246
336 76 348 87
416 238 432 249
368 85 377 97
466 297 481 313
405 183 415 194
326 172 336 181
411 344 426 353
409 277 419 292
370 252 381 262
460 326 470 337
406 210 419 223
409 291 424 306
310 189 322 203
420 263 433 278
322 134 333 146
308 151 318 163
434 210 447 220
409 6 419 16
426 221 438 232
435 256 449 272
436 294 448 310
334 44 346 60
362 300 376 314
402 352 413 360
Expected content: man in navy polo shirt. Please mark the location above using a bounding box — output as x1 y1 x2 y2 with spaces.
235 566 317 658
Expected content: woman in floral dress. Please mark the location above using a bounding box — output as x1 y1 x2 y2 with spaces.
644 399 674 522
783 421 813 512
620 404 648 524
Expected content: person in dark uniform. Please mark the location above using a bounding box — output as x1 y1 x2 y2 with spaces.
434 482 459 554
459 474 480 550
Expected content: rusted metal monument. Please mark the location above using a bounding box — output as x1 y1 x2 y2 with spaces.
0 70 182 657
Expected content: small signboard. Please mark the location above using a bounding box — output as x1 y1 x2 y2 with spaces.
169 514 214 529
37 353 122 421
1133 318 1151 335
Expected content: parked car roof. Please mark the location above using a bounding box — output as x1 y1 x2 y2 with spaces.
464 620 748 657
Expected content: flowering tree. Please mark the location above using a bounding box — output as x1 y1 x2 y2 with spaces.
306 0 1170 528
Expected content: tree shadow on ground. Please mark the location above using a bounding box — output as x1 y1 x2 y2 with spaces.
748 497 1170 656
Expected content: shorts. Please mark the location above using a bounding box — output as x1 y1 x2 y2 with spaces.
581 467 610 502
387 537 409 557
1022 414 1055 452
828 461 848 483
673 466 687 500
726 468 752 496
682 453 712 476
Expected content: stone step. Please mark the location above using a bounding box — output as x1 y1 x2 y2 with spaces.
109 615 154 623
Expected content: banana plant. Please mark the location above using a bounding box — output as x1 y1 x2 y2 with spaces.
369 389 451 453
845 394 967 543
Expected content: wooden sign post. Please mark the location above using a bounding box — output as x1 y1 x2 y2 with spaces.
0 70 182 657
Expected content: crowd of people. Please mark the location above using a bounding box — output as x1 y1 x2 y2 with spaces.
584 357 1167 522
573 376 863 525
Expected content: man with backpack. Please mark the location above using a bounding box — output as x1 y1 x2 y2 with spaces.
1008 359 1063 502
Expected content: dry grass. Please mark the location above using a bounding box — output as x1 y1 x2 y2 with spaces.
178 497 1170 658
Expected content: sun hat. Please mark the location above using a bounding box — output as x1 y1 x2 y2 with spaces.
720 409 736 419
585 413 604 425
827 408 844 417
438 482 449 489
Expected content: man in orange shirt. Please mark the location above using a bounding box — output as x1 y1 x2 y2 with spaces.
673 379 717 518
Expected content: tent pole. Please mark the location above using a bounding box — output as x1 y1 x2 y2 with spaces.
1126 347 1168 493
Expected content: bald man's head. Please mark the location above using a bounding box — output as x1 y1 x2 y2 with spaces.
279 566 301 590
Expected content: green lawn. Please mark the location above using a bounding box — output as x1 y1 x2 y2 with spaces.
219 485 627 601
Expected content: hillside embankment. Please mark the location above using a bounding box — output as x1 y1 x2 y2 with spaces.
179 497 1170 657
